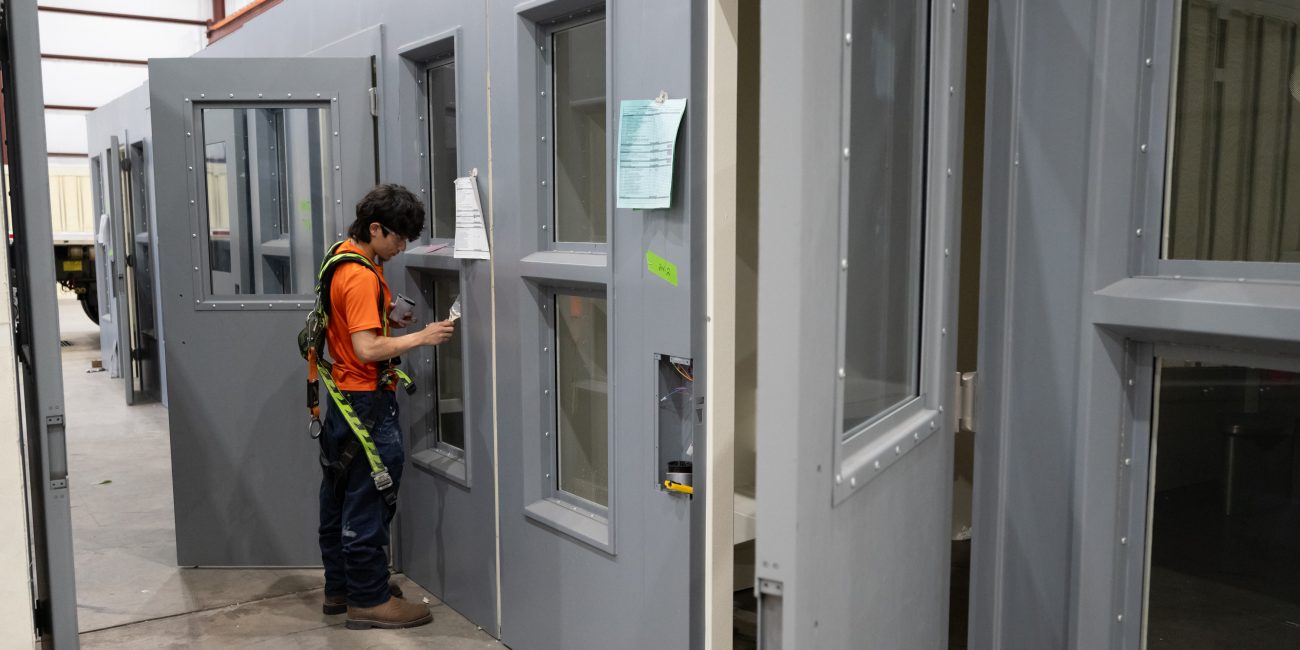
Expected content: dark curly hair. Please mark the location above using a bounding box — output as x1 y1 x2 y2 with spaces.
348 184 425 243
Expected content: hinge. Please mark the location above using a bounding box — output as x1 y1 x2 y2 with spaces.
120 156 132 171
33 599 50 633
368 87 379 117
954 371 977 434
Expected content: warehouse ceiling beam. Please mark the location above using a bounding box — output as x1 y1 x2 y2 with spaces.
41 53 148 66
37 5 209 27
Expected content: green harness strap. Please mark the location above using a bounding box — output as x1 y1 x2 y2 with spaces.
309 242 415 495
317 360 411 489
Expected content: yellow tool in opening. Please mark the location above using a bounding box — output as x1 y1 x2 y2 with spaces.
663 479 694 495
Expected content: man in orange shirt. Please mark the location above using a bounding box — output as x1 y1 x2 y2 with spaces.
317 184 455 629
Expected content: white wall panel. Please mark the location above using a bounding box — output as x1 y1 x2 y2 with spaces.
39 0 210 21
45 111 88 154
39 13 205 60
41 60 147 107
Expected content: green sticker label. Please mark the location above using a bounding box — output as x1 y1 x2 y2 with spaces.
646 250 678 286
298 199 311 213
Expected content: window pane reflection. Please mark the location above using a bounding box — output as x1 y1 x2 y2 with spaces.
201 106 332 295
1146 359 1300 647
427 60 458 239
1164 0 1300 262
552 19 607 244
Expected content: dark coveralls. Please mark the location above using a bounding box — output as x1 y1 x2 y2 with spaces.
318 389 404 608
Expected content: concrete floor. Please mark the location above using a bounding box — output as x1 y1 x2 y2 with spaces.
58 292 503 648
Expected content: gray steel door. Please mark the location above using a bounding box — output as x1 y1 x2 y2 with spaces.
489 5 696 648
105 135 137 405
754 0 969 647
148 57 375 566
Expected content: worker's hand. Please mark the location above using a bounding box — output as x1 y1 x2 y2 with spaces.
418 319 455 346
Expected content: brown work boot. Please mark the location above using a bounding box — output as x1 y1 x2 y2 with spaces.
323 582 404 615
345 596 432 630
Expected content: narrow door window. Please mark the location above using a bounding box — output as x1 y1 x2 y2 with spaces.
426 59 458 239
839 0 928 438
554 293 609 507
433 274 465 452
549 18 607 244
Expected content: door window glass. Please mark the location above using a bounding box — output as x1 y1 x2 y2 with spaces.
1145 358 1300 646
840 0 927 437
551 18 607 244
200 106 332 296
1164 0 1300 262
433 274 465 450
426 59 459 239
555 293 609 506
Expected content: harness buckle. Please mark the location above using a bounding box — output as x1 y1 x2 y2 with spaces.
307 417 323 439
372 469 394 492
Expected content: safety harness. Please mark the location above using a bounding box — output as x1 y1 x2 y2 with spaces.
299 241 415 505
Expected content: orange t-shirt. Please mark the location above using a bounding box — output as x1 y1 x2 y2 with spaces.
325 240 393 391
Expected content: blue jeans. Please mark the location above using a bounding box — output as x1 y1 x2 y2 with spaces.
318 389 404 608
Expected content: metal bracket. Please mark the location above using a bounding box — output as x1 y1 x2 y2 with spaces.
955 371 976 433
758 578 784 596
45 415 63 426
368 87 379 117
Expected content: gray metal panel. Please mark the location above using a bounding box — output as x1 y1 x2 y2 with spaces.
86 85 159 398
754 0 967 647
1070 2 1300 646
968 0 1102 645
385 11 498 634
87 152 115 363
105 136 137 405
102 137 125 381
965 0 1300 645
4 0 80 644
126 138 162 402
491 1 698 647
193 4 501 632
148 57 374 566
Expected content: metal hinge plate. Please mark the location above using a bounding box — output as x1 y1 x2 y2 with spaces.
955 371 976 434
368 87 378 117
